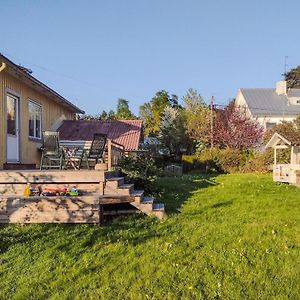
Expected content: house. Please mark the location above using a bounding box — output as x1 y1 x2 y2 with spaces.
0 53 84 169
266 131 300 185
235 81 300 130
58 119 143 153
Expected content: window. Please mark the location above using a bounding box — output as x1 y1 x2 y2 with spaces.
266 122 276 129
29 101 42 139
7 94 18 136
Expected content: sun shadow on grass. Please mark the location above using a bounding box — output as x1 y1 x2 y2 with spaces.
211 200 233 209
156 173 219 215
0 224 56 254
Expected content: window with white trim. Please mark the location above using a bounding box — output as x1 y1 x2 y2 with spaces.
29 101 42 139
266 122 276 129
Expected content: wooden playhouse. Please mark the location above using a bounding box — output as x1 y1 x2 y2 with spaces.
266 132 300 185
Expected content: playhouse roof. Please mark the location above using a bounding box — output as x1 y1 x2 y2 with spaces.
265 132 300 149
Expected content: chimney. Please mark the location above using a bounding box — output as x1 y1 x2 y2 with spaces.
276 81 287 95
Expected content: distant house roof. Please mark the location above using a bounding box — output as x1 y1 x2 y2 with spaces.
58 119 143 151
0 53 84 114
240 88 300 117
143 137 160 145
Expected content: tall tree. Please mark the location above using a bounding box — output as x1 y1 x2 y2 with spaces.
183 89 211 144
284 66 300 89
140 102 154 136
116 98 135 120
159 106 191 155
139 90 180 136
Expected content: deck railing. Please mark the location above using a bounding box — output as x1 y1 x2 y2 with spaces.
106 139 125 171
59 139 125 171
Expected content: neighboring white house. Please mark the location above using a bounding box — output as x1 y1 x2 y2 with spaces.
235 81 300 130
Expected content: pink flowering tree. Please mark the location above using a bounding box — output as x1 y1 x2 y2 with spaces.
213 105 263 150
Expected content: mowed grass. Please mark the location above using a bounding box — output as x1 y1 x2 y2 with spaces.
0 173 299 299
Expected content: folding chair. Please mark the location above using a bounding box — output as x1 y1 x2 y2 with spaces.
79 133 107 169
40 131 64 170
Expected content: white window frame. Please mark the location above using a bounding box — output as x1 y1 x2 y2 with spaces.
28 100 42 139
266 122 276 130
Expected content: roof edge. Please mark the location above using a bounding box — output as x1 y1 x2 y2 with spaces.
0 53 85 114
265 132 292 149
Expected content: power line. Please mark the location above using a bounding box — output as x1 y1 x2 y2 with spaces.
1 50 103 91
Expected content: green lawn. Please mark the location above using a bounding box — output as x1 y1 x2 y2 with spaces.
0 173 299 299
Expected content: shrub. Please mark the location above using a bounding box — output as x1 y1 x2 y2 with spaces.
183 148 267 174
182 154 199 172
119 155 161 195
242 149 274 173
197 148 222 173
216 148 246 173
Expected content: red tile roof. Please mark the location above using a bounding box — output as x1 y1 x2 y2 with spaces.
58 120 143 151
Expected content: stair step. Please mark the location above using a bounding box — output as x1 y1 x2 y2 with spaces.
105 177 125 188
119 183 134 189
99 194 133 204
103 209 141 216
153 203 165 211
130 190 144 197
106 177 124 182
141 196 154 204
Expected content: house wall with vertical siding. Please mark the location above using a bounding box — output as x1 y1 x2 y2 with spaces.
0 71 75 169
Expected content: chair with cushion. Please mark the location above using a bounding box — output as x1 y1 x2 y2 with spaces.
79 133 107 169
40 131 64 170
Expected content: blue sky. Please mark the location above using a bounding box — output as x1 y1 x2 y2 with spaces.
1 0 300 115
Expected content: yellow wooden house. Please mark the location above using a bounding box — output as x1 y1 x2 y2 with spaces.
0 54 84 169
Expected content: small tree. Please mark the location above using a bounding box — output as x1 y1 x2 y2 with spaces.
108 110 116 120
213 105 263 150
284 66 300 89
101 110 108 120
264 120 297 143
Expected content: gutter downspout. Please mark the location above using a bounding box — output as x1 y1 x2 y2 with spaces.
0 62 6 72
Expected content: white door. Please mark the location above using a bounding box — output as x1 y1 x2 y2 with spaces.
6 94 20 162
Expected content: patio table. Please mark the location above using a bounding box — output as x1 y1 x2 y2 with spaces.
62 146 82 169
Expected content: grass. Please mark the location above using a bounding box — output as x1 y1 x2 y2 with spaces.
0 173 299 299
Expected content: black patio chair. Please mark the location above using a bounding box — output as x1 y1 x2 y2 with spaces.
79 133 107 169
40 131 64 170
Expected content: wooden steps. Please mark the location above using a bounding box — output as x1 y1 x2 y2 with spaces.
104 177 165 219
0 170 165 223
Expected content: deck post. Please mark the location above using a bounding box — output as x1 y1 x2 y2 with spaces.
107 139 112 171
291 146 295 164
274 148 277 165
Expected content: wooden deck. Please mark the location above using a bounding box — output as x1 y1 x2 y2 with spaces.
0 169 165 223
0 169 130 224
